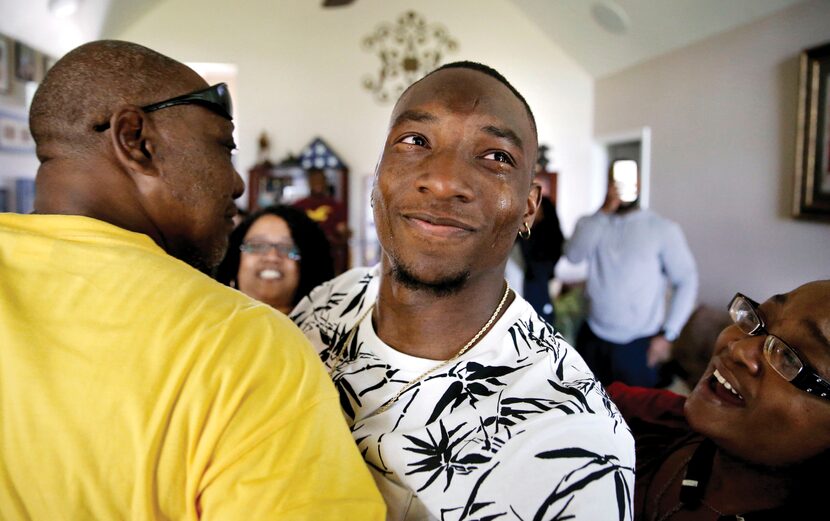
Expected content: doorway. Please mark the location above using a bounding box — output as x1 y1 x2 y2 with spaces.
593 127 651 209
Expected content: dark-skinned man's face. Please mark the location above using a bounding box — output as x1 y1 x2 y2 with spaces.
372 68 539 291
149 78 244 271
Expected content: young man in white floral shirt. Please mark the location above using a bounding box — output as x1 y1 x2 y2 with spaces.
292 61 634 521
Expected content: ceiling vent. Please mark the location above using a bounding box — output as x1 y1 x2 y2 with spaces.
591 1 630 35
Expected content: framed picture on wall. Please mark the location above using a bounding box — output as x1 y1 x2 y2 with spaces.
0 108 35 152
793 41 830 221
0 37 10 94
14 41 39 82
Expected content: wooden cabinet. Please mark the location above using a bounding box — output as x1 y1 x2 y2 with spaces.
246 139 351 274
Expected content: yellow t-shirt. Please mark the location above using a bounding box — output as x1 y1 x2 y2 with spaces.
0 213 385 520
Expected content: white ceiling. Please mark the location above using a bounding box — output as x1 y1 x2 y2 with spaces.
0 0 167 59
0 0 811 78
508 0 809 78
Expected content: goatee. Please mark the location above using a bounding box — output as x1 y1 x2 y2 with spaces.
391 263 469 297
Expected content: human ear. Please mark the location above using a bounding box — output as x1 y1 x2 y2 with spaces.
523 183 542 224
108 106 161 179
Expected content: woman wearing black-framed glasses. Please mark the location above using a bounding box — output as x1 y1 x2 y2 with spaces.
214 205 334 314
608 280 830 520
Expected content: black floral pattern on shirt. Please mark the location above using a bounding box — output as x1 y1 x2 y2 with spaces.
292 268 634 520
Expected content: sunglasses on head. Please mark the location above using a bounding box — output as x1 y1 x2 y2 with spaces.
93 82 233 132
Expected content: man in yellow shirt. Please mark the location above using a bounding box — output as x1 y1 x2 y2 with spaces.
0 40 384 520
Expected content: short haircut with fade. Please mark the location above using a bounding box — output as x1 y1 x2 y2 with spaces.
429 60 537 136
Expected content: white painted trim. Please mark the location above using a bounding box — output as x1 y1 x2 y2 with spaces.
640 126 652 209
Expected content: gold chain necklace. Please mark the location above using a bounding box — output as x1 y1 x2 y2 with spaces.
329 280 511 415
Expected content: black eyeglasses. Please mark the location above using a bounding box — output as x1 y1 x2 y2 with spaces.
93 83 233 132
728 293 830 400
240 241 301 261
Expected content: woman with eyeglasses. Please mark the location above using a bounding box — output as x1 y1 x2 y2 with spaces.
607 279 830 520
215 205 334 314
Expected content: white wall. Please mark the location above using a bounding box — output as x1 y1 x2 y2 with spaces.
110 0 595 263
0 0 109 58
594 0 830 307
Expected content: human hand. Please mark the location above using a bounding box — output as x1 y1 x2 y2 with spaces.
601 183 621 214
647 335 672 368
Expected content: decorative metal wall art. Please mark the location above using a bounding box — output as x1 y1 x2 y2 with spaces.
362 11 458 103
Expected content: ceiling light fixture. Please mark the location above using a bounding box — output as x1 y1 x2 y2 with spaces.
48 0 80 18
322 0 354 7
591 1 630 35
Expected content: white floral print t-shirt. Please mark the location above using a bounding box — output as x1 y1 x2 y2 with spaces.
291 266 634 521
